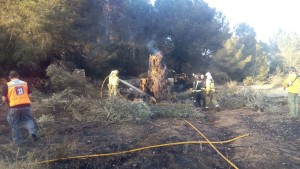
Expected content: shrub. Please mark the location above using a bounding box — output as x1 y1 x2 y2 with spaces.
149 102 202 118
217 85 283 113
226 80 238 92
243 76 255 86
45 63 97 97
101 97 153 123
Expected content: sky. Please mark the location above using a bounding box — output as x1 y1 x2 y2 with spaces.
150 0 300 42
202 0 300 42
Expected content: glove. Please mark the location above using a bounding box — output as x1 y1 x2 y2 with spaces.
288 82 292 86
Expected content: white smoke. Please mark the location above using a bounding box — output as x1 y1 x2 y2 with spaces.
146 40 158 54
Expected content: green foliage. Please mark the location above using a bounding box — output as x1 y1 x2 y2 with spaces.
255 56 270 82
0 0 57 75
213 23 271 82
46 63 94 95
154 0 230 73
0 0 229 77
149 102 202 118
213 36 252 80
252 44 270 82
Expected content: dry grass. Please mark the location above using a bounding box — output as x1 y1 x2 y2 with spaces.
226 80 238 92
37 114 54 123
33 90 153 123
0 150 42 169
267 73 284 88
33 64 202 124
243 76 255 86
149 102 202 118
217 85 283 113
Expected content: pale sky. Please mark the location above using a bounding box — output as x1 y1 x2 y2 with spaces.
150 0 300 42
203 0 300 42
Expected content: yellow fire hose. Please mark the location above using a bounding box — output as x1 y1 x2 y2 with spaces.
100 75 109 99
29 120 249 168
185 120 240 169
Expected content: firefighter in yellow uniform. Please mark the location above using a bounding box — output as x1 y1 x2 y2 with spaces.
205 72 220 111
283 67 300 119
108 70 119 98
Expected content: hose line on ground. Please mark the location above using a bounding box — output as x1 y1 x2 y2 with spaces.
32 131 249 165
100 75 109 99
185 120 240 169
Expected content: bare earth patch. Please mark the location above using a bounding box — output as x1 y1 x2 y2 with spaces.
0 102 300 168
212 108 300 169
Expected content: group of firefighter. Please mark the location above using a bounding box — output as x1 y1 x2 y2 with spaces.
192 72 220 111
106 69 221 111
1 67 300 146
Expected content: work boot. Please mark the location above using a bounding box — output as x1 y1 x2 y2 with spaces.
31 133 39 142
204 107 209 111
215 105 221 112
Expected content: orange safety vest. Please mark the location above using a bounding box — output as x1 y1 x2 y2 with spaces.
7 79 30 107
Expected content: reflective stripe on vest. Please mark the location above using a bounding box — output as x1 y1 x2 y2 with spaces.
7 79 30 107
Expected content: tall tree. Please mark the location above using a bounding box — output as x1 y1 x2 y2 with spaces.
270 31 300 71
154 0 230 73
253 44 270 81
0 0 58 76
212 36 251 80
233 23 257 78
0 0 235 79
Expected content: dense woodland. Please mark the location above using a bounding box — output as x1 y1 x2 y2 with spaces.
1 0 300 82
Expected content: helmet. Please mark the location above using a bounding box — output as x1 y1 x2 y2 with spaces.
205 72 212 79
111 70 119 75
205 72 211 77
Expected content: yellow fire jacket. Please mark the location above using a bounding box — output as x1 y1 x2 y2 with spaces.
108 75 119 86
206 78 215 94
283 72 300 94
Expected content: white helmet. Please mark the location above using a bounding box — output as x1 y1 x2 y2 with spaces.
205 72 212 79
111 70 119 75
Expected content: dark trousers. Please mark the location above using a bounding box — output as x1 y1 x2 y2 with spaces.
7 107 37 144
193 91 205 107
200 90 206 107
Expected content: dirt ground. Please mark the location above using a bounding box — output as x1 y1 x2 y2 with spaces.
0 99 300 169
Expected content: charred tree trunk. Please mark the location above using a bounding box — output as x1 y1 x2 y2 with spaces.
146 52 172 101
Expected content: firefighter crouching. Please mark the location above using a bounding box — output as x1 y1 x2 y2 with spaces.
108 70 119 98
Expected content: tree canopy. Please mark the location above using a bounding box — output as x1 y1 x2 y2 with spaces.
1 0 299 82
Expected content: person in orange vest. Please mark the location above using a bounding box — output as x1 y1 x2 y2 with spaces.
1 70 38 145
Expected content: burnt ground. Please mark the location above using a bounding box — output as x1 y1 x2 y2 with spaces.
0 100 300 169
